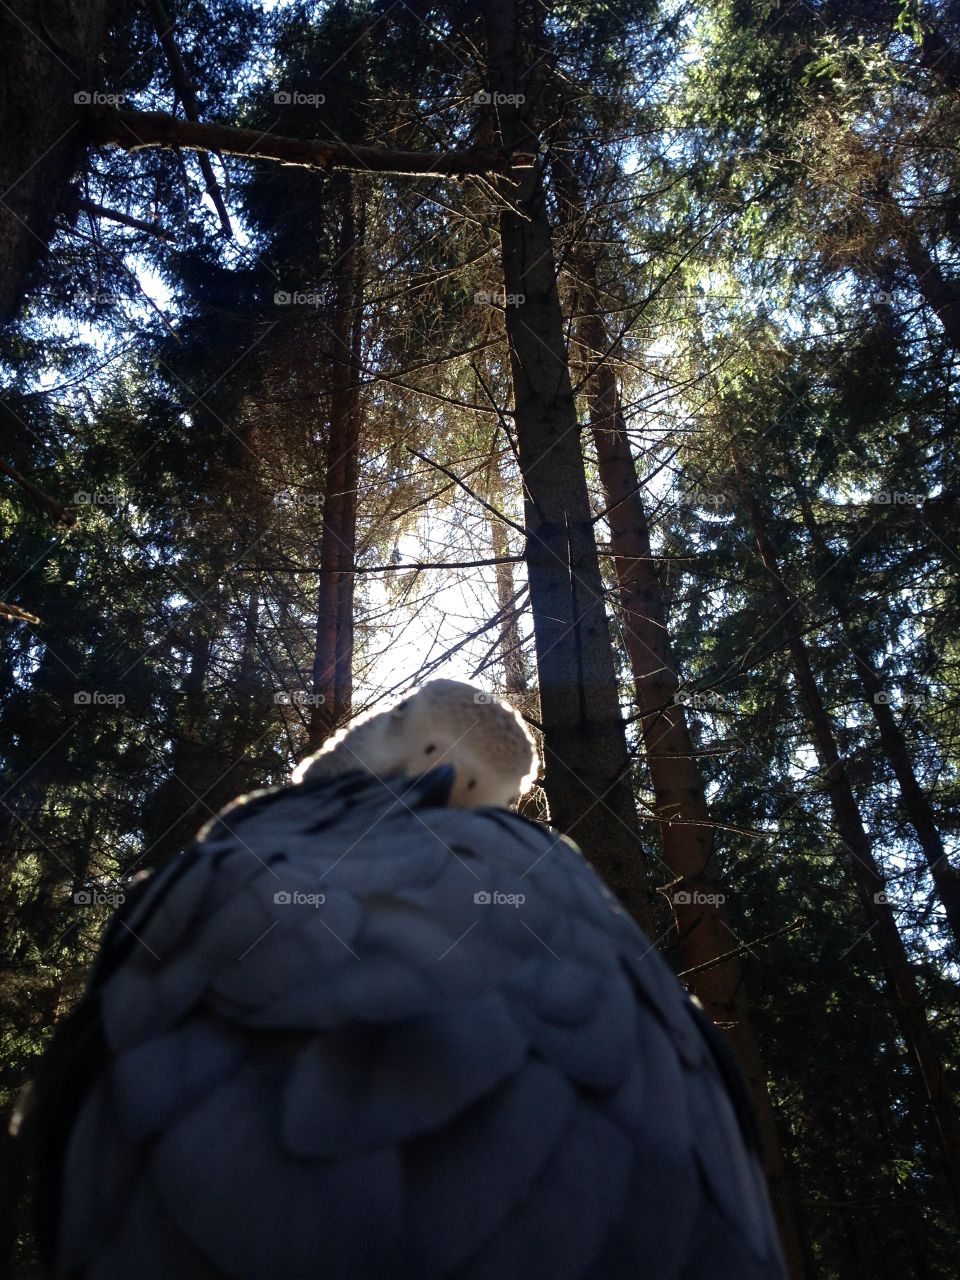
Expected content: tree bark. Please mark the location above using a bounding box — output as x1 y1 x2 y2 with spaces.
483 0 651 931
310 175 364 746
738 462 960 1196
572 269 807 1277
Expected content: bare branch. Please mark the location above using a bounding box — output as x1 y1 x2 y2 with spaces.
80 107 536 179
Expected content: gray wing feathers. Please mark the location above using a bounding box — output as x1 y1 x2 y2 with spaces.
47 770 786 1279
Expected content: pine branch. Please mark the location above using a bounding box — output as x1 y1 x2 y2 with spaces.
79 106 536 179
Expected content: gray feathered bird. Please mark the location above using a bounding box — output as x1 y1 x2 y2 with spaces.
23 680 786 1279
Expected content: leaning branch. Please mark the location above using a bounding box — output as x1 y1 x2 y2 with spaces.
79 107 536 179
0 458 76 525
75 197 175 241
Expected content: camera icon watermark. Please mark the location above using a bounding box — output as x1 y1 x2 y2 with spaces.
273 90 325 106
870 491 923 506
473 90 525 105
474 889 525 907
472 290 525 307
74 690 126 706
73 888 125 907
274 289 322 306
274 889 325 907
73 490 121 508
672 889 726 906
73 90 126 106
274 691 326 706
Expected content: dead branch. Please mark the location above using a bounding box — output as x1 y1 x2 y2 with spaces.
79 107 536 179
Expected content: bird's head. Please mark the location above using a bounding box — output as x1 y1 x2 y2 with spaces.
293 679 537 808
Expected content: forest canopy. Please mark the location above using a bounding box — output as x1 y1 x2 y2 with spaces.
1 1 958 1276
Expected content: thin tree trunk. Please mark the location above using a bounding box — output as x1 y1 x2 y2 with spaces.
310 175 364 747
485 451 527 696
572 272 807 1277
483 0 651 931
794 484 960 954
737 461 960 1196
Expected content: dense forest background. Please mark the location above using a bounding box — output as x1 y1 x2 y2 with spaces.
1 1 958 1276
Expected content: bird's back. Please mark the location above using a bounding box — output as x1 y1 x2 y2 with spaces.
26 767 786 1280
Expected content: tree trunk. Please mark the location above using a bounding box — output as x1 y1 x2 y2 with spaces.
310 175 364 747
483 0 650 931
738 462 960 1196
0 0 113 324
572 271 807 1276
794 484 960 954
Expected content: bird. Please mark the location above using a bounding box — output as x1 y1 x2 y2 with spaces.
20 679 786 1279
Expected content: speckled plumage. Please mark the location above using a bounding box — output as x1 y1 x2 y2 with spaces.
27 765 786 1280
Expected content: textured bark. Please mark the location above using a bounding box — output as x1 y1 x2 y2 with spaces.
483 0 650 931
310 176 364 747
574 278 807 1278
0 0 113 324
795 485 960 954
739 464 960 1194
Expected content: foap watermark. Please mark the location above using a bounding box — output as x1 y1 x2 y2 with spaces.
677 491 728 511
273 488 321 509
274 290 323 307
474 890 525 907
274 691 326 707
473 90 525 105
672 889 726 906
74 90 126 106
873 889 899 905
273 90 326 106
74 690 126 707
73 490 121 508
873 691 924 708
73 887 125 907
870 491 924 506
674 690 732 712
473 290 525 307
274 889 326 907
75 290 125 307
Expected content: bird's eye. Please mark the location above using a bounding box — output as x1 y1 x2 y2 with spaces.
467 779 476 790
424 744 436 755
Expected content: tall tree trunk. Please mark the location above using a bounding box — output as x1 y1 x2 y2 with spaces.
794 484 960 954
571 269 807 1276
737 460 960 1196
310 175 364 747
483 0 650 930
485 450 527 696
0 0 113 324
